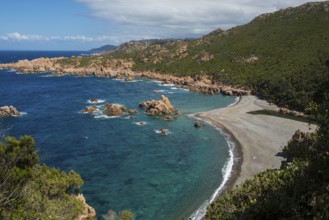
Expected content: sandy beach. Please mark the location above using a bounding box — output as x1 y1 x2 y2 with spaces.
195 96 316 189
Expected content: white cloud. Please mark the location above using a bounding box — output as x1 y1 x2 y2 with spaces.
1 32 48 41
0 32 118 43
76 0 326 38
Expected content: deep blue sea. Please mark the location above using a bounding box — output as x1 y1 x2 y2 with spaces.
0 51 236 220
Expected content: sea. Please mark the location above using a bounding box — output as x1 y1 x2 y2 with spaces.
0 51 236 220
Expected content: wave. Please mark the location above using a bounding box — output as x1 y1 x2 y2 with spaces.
154 129 170 135
87 99 106 104
94 114 120 119
189 120 235 220
151 80 162 84
227 96 240 107
12 112 28 117
160 83 175 87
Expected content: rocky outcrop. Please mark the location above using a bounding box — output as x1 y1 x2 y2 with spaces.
139 95 178 115
0 105 20 117
81 105 97 114
75 194 96 220
103 103 126 116
221 86 252 96
279 107 305 117
89 98 99 103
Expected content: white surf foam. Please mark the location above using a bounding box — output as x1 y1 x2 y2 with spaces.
188 112 236 220
13 112 28 117
154 129 170 134
135 121 147 126
87 99 106 104
228 96 240 107
160 83 175 87
94 115 120 119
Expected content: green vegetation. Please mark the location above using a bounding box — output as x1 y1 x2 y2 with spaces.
0 136 84 219
247 110 312 123
205 89 329 219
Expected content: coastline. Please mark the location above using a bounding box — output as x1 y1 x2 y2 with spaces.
190 95 316 219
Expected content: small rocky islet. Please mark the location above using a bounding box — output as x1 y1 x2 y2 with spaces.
0 105 21 117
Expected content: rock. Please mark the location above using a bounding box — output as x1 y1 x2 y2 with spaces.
103 103 126 116
89 98 99 103
139 95 178 115
194 121 201 128
128 109 137 114
163 115 174 120
81 105 97 114
75 194 96 220
0 105 21 117
126 75 134 81
279 107 305 117
159 129 168 135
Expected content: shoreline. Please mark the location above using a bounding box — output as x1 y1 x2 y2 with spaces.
189 95 316 219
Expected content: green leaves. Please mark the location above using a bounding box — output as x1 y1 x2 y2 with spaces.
0 136 85 219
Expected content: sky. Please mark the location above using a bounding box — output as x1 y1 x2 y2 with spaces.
0 0 326 51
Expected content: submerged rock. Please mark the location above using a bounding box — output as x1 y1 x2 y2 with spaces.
163 115 174 120
128 109 137 114
0 105 20 117
139 95 178 115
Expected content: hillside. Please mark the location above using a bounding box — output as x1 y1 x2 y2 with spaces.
113 39 190 54
125 1 329 111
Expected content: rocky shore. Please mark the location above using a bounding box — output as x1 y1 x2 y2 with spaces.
0 57 251 96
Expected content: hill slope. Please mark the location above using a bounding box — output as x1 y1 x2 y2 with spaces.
127 1 329 110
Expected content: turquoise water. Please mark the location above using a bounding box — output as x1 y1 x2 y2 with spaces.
0 51 236 219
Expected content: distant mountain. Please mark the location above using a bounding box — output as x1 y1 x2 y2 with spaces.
88 44 117 54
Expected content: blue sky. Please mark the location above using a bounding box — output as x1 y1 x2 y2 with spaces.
0 0 325 51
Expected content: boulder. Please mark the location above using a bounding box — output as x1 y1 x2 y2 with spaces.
103 103 126 116
89 98 99 103
0 105 21 117
126 75 134 81
139 95 178 115
159 129 168 135
194 121 201 128
81 105 97 114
